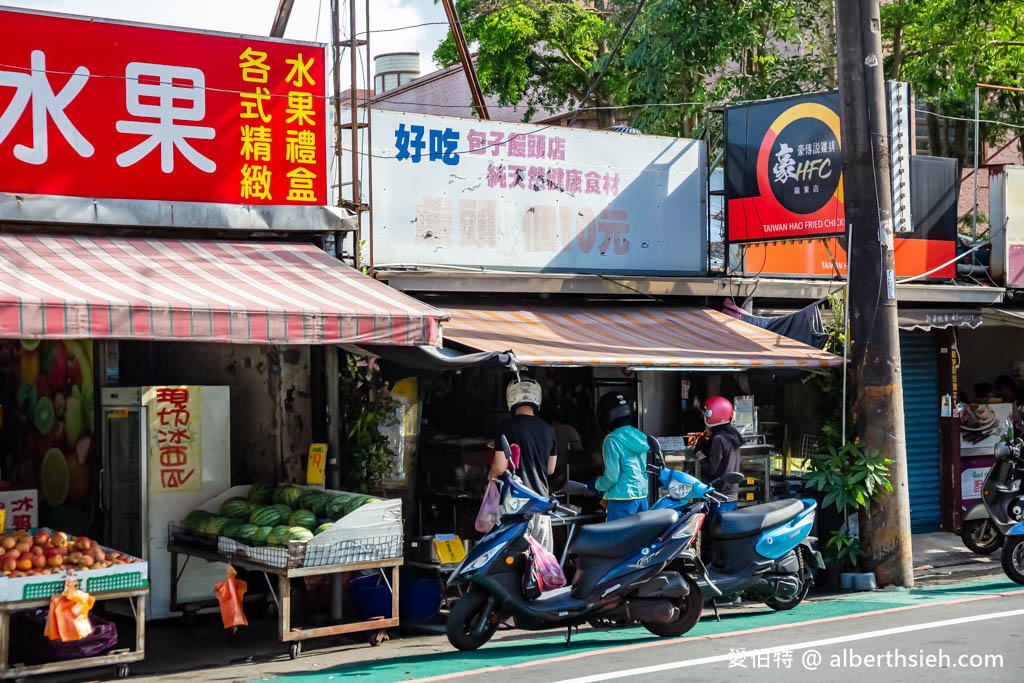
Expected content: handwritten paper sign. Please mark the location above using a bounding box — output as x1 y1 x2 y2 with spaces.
145 386 202 492
0 489 39 530
307 443 327 486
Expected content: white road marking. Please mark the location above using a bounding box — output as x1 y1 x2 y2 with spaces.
549 607 1024 682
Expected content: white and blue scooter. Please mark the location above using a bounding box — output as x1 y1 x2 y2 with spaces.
647 437 823 618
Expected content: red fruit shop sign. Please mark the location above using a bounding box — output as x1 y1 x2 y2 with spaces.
0 8 328 206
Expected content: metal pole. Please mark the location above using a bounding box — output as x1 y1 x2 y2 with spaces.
440 0 490 119
325 345 343 621
972 85 980 245
347 0 363 270
365 0 375 274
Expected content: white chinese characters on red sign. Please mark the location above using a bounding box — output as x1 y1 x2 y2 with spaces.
0 8 327 205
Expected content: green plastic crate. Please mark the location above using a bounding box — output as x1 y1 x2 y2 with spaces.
20 579 66 601
84 571 147 593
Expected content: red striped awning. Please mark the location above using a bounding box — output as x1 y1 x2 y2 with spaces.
0 234 446 345
441 304 843 368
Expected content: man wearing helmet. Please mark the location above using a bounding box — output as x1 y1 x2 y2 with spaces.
694 396 744 511
590 392 651 522
489 378 558 552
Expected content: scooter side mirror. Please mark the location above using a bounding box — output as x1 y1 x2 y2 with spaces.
646 435 665 467
499 434 517 473
712 471 745 489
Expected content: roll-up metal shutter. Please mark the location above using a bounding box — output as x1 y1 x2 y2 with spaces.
900 331 941 533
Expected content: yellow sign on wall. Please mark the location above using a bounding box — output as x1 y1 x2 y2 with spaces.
145 386 202 492
307 443 328 485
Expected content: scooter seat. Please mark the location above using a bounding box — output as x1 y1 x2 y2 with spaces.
713 499 805 539
569 509 679 558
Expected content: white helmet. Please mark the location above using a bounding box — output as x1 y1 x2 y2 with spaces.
506 378 542 412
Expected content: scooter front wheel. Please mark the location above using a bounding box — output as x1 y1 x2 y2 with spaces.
446 587 500 651
643 576 703 637
961 519 1004 554
1000 534 1024 585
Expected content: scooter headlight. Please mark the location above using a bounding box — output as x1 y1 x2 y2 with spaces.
464 546 503 572
668 480 693 500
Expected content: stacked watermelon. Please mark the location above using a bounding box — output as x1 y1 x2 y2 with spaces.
179 483 387 548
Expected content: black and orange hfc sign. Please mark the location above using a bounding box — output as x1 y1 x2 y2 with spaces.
725 92 846 244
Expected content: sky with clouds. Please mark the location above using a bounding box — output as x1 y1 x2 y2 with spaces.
0 0 450 89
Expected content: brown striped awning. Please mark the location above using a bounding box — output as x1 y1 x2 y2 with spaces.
441 304 843 368
0 234 446 346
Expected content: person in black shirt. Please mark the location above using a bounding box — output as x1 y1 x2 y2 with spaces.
489 378 557 552
694 396 743 511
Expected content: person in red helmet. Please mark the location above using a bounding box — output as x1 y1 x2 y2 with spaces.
694 396 744 511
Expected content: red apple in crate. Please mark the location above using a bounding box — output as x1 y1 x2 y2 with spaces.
46 553 63 568
30 554 46 569
14 541 31 555
91 547 106 563
1 556 16 573
79 554 94 567
16 557 32 571
67 551 83 565
29 545 43 557
6 549 20 561
51 531 69 548
0 535 14 550
33 530 50 547
74 537 93 553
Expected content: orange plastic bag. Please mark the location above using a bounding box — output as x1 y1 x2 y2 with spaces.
44 579 95 642
215 565 248 629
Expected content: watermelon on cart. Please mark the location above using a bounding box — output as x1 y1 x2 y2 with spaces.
289 509 317 530
271 503 294 521
182 509 213 533
234 523 259 544
252 526 273 547
248 482 275 505
327 493 356 520
288 527 314 543
314 522 333 536
273 484 304 508
299 489 326 513
219 497 252 520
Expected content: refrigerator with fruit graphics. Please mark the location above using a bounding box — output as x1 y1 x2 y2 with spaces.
100 386 230 619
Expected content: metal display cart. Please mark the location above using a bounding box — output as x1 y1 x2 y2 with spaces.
167 540 400 659
0 585 147 680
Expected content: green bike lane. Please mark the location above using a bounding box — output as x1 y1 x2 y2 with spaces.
257 577 1024 683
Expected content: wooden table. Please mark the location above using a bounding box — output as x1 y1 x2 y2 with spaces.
167 542 401 659
0 585 147 680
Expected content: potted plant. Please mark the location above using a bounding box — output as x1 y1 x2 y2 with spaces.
803 427 893 588
338 354 401 495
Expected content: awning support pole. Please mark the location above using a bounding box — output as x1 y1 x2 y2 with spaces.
326 345 343 621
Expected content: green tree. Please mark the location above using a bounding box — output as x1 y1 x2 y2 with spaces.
620 0 835 137
434 0 836 135
433 0 618 126
882 1 1024 168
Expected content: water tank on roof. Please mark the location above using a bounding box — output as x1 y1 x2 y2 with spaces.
374 52 420 94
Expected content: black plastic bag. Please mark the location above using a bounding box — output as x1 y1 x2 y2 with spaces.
11 608 118 664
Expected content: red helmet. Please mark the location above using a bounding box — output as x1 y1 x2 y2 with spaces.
703 396 734 427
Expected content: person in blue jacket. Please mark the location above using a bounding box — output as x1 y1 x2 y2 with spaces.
588 392 651 521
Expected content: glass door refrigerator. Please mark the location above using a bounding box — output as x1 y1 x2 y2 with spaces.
100 386 231 619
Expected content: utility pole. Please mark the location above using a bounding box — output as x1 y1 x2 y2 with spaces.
440 0 489 119
835 0 914 587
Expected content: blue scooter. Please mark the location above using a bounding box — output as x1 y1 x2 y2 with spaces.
647 438 823 618
445 437 706 651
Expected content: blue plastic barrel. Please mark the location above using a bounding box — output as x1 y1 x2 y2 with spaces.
348 574 392 620
399 575 442 623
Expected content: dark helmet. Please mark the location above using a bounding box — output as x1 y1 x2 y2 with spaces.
598 392 633 431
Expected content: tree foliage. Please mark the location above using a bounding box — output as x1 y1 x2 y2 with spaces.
882 0 1024 165
434 0 836 134
433 1 617 125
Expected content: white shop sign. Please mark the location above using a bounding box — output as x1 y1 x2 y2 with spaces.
0 489 39 530
365 110 707 275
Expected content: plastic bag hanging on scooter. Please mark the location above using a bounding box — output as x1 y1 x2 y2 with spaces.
526 534 566 591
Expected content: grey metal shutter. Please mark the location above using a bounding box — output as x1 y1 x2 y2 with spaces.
900 331 941 532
